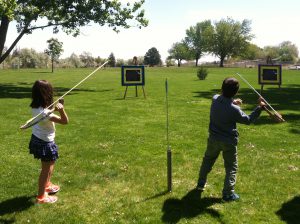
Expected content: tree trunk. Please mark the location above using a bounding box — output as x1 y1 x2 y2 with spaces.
219 57 225 67
0 19 31 64
177 59 181 67
0 16 10 62
195 58 199 66
51 58 54 73
0 27 28 64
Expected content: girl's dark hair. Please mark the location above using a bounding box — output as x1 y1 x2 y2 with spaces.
222 77 239 98
30 80 54 108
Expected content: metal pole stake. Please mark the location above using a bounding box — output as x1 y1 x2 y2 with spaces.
165 78 172 192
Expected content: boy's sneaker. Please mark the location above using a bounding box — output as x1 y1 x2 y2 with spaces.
196 181 207 191
222 192 240 202
45 183 60 194
36 195 58 204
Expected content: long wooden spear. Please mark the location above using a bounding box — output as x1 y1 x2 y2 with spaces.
20 61 109 129
236 73 285 122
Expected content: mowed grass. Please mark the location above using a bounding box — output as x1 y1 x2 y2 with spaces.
0 66 299 223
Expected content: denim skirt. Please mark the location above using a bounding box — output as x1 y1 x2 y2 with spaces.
29 134 59 162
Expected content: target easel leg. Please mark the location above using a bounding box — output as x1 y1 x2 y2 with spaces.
123 86 128 99
142 86 146 99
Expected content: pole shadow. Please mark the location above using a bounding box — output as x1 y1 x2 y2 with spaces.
276 195 300 224
161 189 224 223
142 190 171 202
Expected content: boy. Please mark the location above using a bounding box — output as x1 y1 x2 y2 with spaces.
196 77 265 202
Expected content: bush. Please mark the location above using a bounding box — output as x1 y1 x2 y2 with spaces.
197 66 208 80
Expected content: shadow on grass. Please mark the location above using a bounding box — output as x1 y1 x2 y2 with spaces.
161 189 224 223
193 85 300 111
0 83 113 99
142 190 171 202
0 195 35 218
31 71 53 73
276 195 300 224
0 218 15 224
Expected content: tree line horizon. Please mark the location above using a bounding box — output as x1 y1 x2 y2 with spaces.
1 1 298 69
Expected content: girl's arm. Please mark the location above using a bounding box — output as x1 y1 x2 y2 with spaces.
49 103 69 124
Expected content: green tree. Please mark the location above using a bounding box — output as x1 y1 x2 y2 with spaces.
68 53 83 68
165 57 176 67
95 56 105 66
239 43 264 60
79 51 95 67
263 41 299 63
18 48 40 68
144 47 161 66
278 41 299 62
263 46 280 62
108 52 116 67
116 58 125 67
0 0 148 64
210 18 253 67
185 20 213 66
168 42 191 67
45 38 63 73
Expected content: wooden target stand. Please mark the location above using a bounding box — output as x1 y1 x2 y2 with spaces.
258 63 282 94
121 65 146 99
123 85 146 99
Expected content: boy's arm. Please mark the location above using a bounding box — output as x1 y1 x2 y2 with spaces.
235 107 262 125
234 98 265 125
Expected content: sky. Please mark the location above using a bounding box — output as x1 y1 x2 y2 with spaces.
5 0 300 62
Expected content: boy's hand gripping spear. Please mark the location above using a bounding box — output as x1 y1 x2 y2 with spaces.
20 61 109 129
236 73 285 122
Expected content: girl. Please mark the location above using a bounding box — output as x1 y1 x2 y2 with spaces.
29 80 69 204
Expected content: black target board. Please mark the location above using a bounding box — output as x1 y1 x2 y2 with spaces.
258 64 282 85
121 65 145 86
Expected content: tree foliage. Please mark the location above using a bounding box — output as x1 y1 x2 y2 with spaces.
0 0 148 64
108 52 116 67
45 38 63 72
239 43 264 60
278 41 299 62
210 18 253 67
170 18 299 66
68 53 83 68
168 42 191 67
16 48 49 68
263 46 280 60
80 51 95 67
185 20 213 66
144 47 161 66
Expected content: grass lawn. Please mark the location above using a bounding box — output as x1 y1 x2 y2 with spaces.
0 66 299 223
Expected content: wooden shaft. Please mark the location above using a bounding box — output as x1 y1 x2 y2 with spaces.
21 61 108 129
236 73 278 114
29 61 108 122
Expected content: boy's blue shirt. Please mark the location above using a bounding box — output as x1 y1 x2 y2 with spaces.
209 94 262 146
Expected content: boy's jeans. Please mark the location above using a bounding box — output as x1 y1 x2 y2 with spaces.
197 138 238 195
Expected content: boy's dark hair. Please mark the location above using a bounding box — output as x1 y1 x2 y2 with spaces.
30 80 54 108
222 77 239 98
